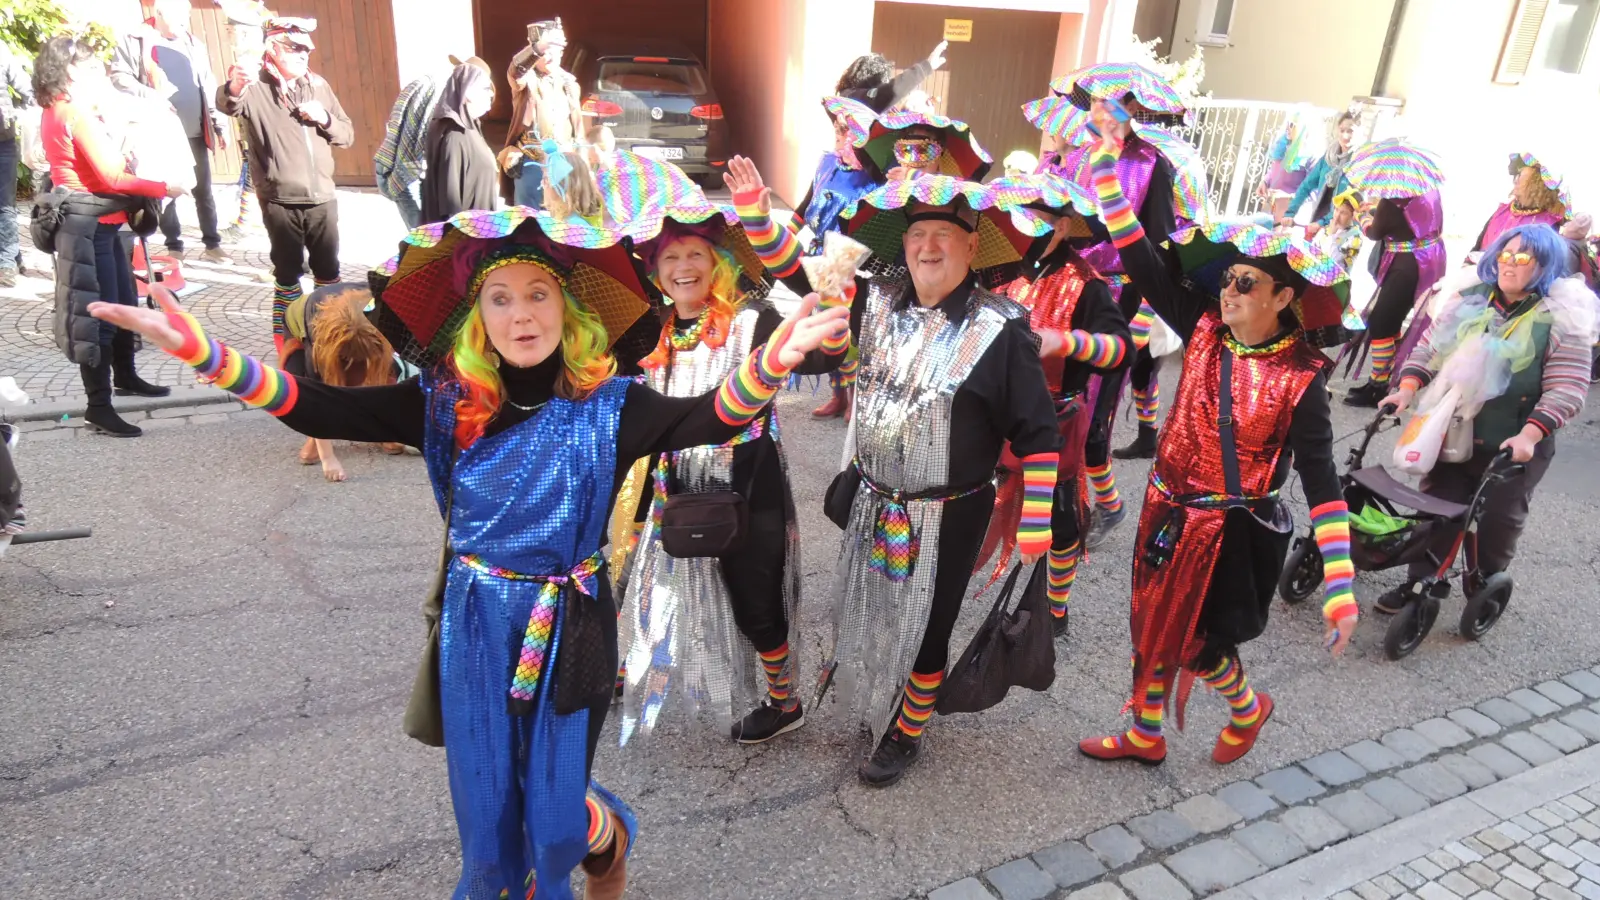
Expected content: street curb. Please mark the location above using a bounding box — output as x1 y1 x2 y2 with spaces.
0 385 239 423
918 665 1600 900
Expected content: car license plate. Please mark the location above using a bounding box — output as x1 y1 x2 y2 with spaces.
635 146 684 160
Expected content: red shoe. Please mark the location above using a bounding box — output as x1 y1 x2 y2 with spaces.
812 390 846 418
843 386 854 422
1213 691 1274 765
1078 733 1167 766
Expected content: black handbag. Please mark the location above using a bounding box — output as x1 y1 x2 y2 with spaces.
660 491 747 557
823 465 862 529
936 562 1057 715
29 187 68 254
402 456 456 748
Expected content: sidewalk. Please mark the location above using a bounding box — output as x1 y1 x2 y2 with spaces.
924 667 1600 900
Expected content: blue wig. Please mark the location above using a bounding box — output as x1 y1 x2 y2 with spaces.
1477 223 1570 298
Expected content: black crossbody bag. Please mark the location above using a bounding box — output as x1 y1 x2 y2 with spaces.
657 354 751 558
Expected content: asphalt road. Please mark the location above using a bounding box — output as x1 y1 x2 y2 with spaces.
3 375 1600 900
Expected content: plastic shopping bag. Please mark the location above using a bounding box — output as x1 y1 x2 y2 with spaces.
110 102 198 192
1393 385 1461 476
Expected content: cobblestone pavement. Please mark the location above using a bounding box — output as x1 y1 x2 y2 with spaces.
926 669 1600 900
0 190 399 405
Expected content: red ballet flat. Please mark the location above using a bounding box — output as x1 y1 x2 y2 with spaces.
1213 691 1274 765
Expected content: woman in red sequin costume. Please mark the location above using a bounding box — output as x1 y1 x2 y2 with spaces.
1077 107 1360 766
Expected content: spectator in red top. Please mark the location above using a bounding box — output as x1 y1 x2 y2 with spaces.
37 36 184 437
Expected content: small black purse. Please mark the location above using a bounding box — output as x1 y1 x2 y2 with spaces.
660 490 748 557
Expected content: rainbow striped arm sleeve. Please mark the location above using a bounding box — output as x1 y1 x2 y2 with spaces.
734 188 803 279
1311 501 1358 624
1089 146 1145 249
819 284 855 356
169 309 299 416
1129 300 1156 351
1057 329 1128 370
1018 452 1059 557
715 316 798 425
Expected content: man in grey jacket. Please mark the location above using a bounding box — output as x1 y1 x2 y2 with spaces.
111 0 233 263
218 17 353 346
0 40 33 287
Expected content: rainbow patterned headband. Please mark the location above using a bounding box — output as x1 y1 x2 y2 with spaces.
468 247 569 302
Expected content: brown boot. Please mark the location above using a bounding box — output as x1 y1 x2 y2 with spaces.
581 812 630 900
811 387 847 418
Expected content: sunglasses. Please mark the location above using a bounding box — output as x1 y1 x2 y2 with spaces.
1497 249 1535 266
893 138 944 168
1221 269 1280 295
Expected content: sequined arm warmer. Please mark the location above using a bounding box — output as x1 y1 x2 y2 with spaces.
1017 452 1059 556
169 309 299 415
734 188 804 279
1311 501 1358 624
715 316 799 425
1090 145 1145 248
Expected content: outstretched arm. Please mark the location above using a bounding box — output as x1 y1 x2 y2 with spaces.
88 288 425 447
1289 371 1358 656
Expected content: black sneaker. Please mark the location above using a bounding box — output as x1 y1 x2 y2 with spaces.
730 700 805 744
1343 379 1389 408
1085 504 1127 551
859 726 921 787
1374 581 1418 615
1053 610 1069 639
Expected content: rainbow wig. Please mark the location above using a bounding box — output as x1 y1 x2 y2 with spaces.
450 245 617 449
640 237 744 369
1477 223 1571 300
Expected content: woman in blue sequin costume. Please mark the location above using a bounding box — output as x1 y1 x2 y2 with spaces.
89 214 849 900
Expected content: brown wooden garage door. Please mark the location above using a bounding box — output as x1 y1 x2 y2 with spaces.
872 3 1060 179
472 0 708 144
179 0 401 185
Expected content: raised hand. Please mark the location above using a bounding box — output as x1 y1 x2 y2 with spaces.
1089 100 1130 151
771 294 850 370
723 155 771 215
87 285 189 353
927 40 949 71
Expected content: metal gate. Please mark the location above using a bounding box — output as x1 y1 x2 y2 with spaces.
1168 98 1396 219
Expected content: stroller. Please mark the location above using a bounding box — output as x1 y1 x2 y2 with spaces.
1277 406 1525 660
0 422 92 557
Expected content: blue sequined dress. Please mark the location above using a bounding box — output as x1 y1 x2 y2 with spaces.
420 373 637 900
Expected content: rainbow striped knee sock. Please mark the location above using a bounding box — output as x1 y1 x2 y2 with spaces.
586 790 617 856
1087 462 1121 514
758 643 797 711
1133 384 1160 427
272 282 302 355
896 670 943 739
1201 656 1260 747
1369 336 1397 384
1047 543 1081 618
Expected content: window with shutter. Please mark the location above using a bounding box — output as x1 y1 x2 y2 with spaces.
1495 0 1551 83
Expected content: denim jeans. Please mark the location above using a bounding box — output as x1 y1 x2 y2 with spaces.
0 139 20 272
92 224 138 344
393 181 423 230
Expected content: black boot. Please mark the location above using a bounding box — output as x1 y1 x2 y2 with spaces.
111 330 170 398
81 361 142 437
1112 423 1159 459
1342 379 1389 408
858 726 921 787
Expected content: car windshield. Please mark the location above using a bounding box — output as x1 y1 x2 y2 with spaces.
598 59 706 95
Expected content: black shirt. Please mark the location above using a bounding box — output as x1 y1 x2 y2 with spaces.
1019 239 1133 396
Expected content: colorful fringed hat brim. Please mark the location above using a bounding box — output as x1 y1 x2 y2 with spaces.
823 95 877 149
599 150 704 226
368 207 651 368
1052 62 1191 126
1344 138 1445 201
987 174 1098 240
860 111 994 182
627 201 771 295
1509 151 1572 218
1171 221 1352 332
1022 96 1093 146
840 175 1054 271
1129 122 1211 223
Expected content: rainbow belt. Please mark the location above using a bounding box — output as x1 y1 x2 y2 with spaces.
1383 237 1440 254
458 549 606 715
857 461 992 584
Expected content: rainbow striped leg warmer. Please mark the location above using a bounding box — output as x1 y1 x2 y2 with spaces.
1312 501 1358 625
167 309 299 416
733 189 803 279
896 670 943 739
715 317 802 425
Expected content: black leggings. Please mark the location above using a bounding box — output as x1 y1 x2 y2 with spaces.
912 487 995 674
719 509 790 652
1128 346 1157 393
1051 475 1083 551
1367 253 1420 342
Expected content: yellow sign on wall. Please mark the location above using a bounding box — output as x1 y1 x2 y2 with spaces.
943 19 973 42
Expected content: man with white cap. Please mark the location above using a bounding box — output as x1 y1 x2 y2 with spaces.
499 16 581 208
217 16 353 354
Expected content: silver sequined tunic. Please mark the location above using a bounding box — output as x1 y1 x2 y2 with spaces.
824 281 1022 742
619 306 804 743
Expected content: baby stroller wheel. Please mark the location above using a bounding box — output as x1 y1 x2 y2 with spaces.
1383 594 1440 660
1278 537 1323 604
1459 572 1513 641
